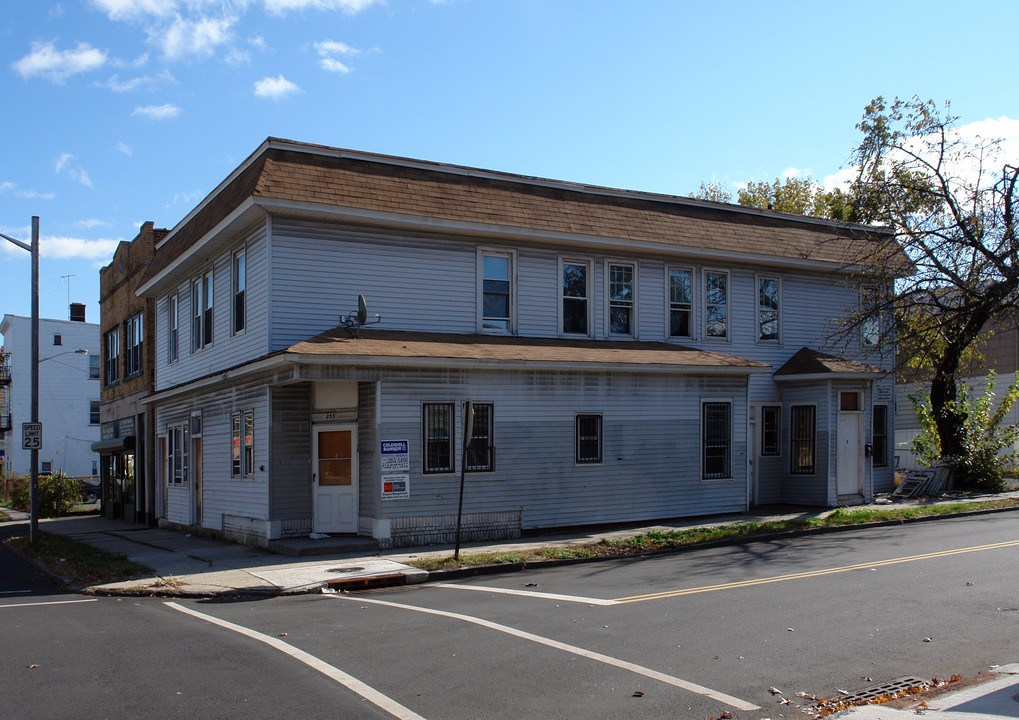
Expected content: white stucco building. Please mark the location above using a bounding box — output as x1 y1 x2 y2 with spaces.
0 312 101 478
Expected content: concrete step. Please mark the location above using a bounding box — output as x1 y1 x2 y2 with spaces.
268 535 379 557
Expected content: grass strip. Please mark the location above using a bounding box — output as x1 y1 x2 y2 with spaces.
405 498 1019 571
5 532 153 588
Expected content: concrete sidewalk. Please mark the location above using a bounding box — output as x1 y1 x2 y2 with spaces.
3 490 1018 598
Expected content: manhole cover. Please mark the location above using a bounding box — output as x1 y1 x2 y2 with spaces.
328 567 364 574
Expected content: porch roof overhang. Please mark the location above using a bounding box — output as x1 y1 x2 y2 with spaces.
773 347 887 383
284 328 773 375
90 436 136 453
143 329 770 405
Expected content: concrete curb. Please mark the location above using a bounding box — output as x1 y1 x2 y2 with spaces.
4 500 1018 599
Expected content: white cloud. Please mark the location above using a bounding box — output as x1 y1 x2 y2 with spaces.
111 52 150 69
265 0 380 15
170 190 203 207
249 35 268 50
0 182 14 194
53 154 93 188
90 0 178 21
132 103 181 120
781 166 812 180
315 39 359 73
158 14 236 60
117 141 133 155
43 235 122 260
254 74 300 100
76 218 111 229
17 189 57 200
13 41 107 82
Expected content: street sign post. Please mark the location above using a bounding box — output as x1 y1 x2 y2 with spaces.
22 422 41 450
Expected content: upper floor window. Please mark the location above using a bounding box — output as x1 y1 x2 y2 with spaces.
608 262 636 336
89 354 100 379
192 271 213 352
480 251 512 332
758 276 780 342
125 313 143 377
668 267 693 339
705 270 729 339
233 250 246 335
861 286 881 347
465 403 494 472
89 401 100 425
423 403 454 474
103 329 119 386
53 334 62 346
702 401 732 479
561 259 591 336
167 294 179 363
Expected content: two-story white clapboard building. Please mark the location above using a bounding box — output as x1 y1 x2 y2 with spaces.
136 138 900 548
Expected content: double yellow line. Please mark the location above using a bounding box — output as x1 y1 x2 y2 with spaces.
614 539 1019 603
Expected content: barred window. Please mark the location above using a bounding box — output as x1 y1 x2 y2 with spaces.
576 414 602 464
791 405 816 474
761 406 781 456
423 403 454 474
465 403 494 472
702 402 731 479
873 405 889 467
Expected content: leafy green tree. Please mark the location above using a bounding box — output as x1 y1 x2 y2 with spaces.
691 180 732 203
845 97 1019 460
910 372 1019 491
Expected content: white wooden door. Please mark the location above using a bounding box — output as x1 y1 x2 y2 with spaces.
836 412 863 495
313 424 358 533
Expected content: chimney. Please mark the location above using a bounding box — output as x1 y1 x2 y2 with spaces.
69 303 86 322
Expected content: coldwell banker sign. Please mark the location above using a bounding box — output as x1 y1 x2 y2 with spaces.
380 439 410 499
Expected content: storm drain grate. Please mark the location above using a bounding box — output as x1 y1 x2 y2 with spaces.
831 677 930 706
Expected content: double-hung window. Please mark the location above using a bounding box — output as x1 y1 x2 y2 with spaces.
168 424 189 485
608 262 636 336
231 410 254 477
561 259 591 336
761 406 781 456
861 285 882 347
668 267 693 338
465 403 494 472
705 270 729 339
576 414 602 464
89 354 100 379
423 403 454 474
192 271 213 352
89 401 101 425
702 401 732 479
873 405 889 467
480 251 512 332
167 294 179 363
125 312 143 377
233 250 246 335
791 405 816 474
757 275 780 342
104 329 119 386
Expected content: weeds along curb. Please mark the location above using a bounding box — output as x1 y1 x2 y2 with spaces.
422 503 1019 584
0 537 79 592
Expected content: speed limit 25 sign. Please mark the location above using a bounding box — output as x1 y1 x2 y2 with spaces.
22 422 42 450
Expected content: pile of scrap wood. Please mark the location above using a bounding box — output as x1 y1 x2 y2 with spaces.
891 466 952 499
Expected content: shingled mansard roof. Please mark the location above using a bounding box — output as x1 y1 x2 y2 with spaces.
138 138 905 295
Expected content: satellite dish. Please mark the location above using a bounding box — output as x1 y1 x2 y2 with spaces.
357 294 368 325
340 293 382 337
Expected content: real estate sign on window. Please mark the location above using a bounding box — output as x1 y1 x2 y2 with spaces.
381 439 410 499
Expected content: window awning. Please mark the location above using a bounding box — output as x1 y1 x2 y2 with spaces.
91 436 135 454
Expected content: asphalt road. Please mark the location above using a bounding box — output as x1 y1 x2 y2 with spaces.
3 512 1017 719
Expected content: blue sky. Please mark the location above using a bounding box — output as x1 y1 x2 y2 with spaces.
2 0 1017 324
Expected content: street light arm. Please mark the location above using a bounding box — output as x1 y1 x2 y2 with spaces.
0 230 31 253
